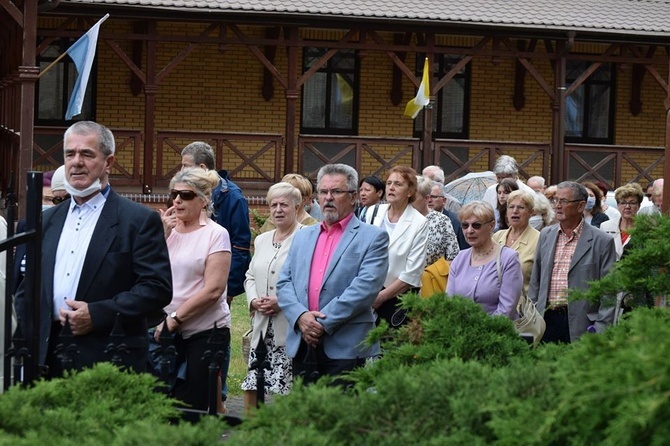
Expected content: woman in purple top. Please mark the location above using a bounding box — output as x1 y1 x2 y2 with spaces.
447 201 522 319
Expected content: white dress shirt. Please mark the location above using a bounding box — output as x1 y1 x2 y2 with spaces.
52 193 107 320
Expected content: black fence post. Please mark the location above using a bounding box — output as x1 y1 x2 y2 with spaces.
158 321 177 387
1 172 43 389
105 314 129 368
3 172 16 391
56 317 78 373
249 334 270 408
201 323 226 415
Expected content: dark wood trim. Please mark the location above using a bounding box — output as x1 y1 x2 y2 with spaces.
143 20 157 194
261 26 280 101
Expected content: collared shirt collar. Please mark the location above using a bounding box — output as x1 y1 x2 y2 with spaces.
320 212 354 233
69 189 107 212
559 218 585 241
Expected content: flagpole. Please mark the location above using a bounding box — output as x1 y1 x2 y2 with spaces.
37 52 69 79
37 14 110 79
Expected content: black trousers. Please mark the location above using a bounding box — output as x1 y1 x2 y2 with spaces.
541 306 571 344
172 327 230 411
292 340 365 387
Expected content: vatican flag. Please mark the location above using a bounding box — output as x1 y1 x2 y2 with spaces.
404 58 430 119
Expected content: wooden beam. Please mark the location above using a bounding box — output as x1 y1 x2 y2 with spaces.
0 0 23 27
106 39 147 84
432 37 490 93
229 23 287 89
296 29 359 88
564 43 620 96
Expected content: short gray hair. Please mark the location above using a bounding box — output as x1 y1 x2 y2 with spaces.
267 182 302 207
64 121 115 156
181 141 215 170
557 181 588 202
494 155 518 176
422 165 445 183
416 175 433 197
317 164 358 192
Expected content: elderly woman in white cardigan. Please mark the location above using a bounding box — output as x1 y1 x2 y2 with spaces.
241 182 303 412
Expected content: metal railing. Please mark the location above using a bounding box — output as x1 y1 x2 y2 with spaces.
1 172 43 389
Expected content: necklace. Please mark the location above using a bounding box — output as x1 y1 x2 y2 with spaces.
272 222 298 249
507 230 522 245
472 243 495 261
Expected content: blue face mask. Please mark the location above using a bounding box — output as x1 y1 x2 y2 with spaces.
42 204 54 212
585 196 596 210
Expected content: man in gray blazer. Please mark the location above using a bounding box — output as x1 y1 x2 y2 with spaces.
528 181 617 343
277 164 389 384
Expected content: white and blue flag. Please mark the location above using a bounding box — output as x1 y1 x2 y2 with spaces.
65 14 109 120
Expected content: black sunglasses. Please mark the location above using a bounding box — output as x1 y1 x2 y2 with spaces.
170 189 198 201
461 220 494 230
51 195 70 205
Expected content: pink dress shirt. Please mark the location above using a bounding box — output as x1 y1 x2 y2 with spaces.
308 213 354 311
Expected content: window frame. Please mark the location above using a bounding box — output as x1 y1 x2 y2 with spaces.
35 37 97 125
300 46 360 136
413 53 471 139
564 58 616 144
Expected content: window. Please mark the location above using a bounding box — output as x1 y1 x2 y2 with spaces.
414 54 470 138
565 60 614 143
36 39 96 124
301 47 358 135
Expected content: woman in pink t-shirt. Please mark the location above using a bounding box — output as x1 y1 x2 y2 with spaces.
156 167 232 412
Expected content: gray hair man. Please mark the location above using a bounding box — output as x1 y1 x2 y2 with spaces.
528 181 616 344
278 164 389 386
427 183 469 250
482 155 536 208
422 165 445 184
15 121 172 378
527 176 546 194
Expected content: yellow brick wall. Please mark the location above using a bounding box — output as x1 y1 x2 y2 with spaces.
42 19 669 187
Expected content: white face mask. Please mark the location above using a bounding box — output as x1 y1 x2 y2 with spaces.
585 196 596 210
63 175 102 198
42 204 54 212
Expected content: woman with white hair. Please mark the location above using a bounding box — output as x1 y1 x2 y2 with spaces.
242 182 303 412
530 192 555 230
412 176 459 265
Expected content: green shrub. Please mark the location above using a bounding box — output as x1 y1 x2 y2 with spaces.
228 300 670 445
570 214 670 307
0 363 227 445
352 293 531 388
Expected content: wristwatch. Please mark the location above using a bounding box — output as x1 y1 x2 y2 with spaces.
170 311 183 325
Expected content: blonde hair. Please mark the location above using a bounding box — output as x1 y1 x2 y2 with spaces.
169 167 220 216
281 173 313 198
458 200 495 224
507 190 535 213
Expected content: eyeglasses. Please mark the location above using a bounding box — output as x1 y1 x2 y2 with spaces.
549 198 583 207
51 195 70 205
317 189 355 198
618 201 639 208
428 194 444 200
507 205 526 211
461 220 494 230
170 189 198 201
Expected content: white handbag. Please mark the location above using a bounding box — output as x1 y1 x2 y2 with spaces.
495 246 546 346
